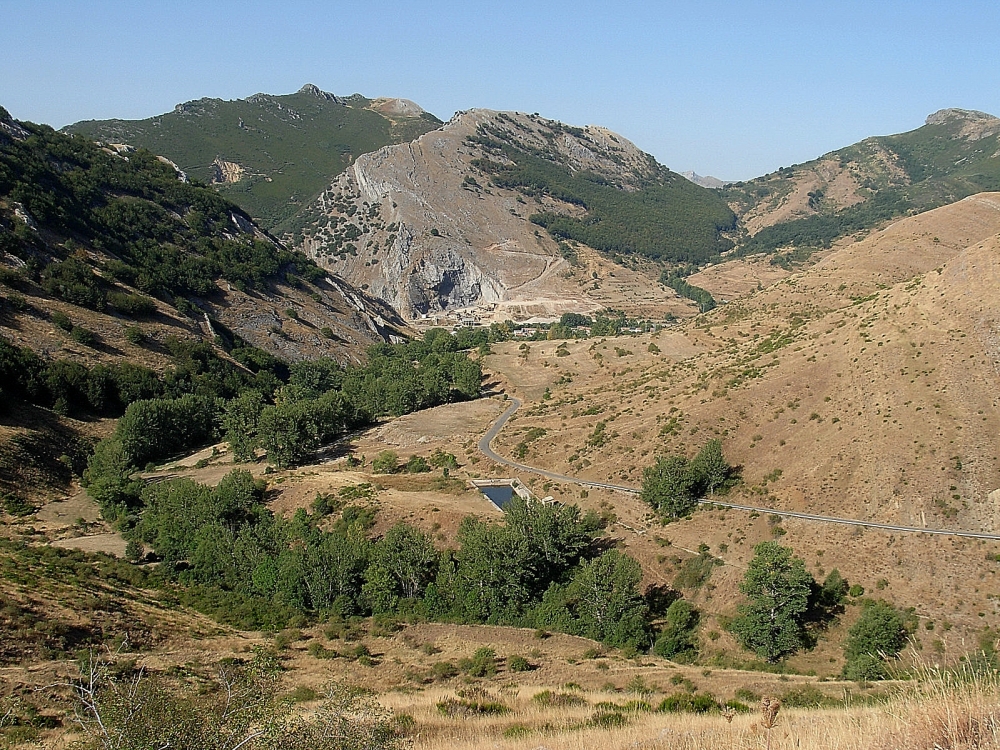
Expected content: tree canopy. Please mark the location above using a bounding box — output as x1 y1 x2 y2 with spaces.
730 541 815 662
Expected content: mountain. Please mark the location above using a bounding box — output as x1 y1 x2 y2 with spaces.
64 84 443 233
724 108 1000 259
681 170 730 188
294 109 736 320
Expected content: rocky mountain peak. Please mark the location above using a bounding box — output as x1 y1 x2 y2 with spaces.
0 105 29 142
925 108 1000 142
297 83 344 104
925 108 998 125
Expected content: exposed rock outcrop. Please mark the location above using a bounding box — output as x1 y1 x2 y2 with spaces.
295 109 681 320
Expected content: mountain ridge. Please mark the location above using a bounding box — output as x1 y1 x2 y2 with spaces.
295 107 736 320
64 85 443 232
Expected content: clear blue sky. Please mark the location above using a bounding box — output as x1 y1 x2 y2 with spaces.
3 0 998 181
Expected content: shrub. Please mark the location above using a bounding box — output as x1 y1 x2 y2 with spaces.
508 655 532 672
70 326 97 347
123 326 145 344
459 647 498 678
108 292 156 318
657 692 719 713
124 539 144 562
404 455 431 473
372 451 399 475
532 690 587 707
51 311 72 331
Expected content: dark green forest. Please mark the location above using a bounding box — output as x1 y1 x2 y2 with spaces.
65 89 443 231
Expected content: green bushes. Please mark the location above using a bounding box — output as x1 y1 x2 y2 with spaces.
458 647 499 678
653 599 699 661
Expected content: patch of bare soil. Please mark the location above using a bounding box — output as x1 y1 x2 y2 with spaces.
51 532 127 557
363 399 504 452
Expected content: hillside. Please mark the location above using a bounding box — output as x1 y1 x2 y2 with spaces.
724 108 1000 261
64 84 443 232
482 193 1000 668
295 109 736 320
0 106 408 501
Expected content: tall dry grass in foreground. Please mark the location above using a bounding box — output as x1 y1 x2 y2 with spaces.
381 665 1000 750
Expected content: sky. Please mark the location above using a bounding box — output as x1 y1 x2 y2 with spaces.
3 0 999 181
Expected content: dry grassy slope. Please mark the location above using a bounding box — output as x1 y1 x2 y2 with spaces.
297 109 690 322
479 193 1000 665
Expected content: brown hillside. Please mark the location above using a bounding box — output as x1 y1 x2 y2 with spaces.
478 194 1000 665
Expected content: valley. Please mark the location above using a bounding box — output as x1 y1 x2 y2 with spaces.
2 96 1000 749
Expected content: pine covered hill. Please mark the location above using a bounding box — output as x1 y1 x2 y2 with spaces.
0 105 408 499
65 84 443 233
725 108 1000 261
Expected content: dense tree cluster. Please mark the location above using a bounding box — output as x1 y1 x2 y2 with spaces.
83 330 483 517
640 440 735 519
122 472 659 650
659 270 716 311
0 334 278 420
467 130 736 264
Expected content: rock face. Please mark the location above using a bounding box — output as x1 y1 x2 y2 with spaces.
295 110 676 321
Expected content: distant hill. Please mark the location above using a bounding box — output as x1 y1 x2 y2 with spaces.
64 84 443 233
681 171 731 189
295 108 737 319
725 108 1000 260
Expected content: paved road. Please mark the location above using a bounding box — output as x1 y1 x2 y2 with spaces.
478 396 1000 541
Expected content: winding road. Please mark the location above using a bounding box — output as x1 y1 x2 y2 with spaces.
479 396 1000 541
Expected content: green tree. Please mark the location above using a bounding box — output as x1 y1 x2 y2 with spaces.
652 599 699 661
567 550 650 649
362 523 438 613
83 437 142 517
842 600 909 680
258 400 320 468
223 390 265 463
730 541 815 662
688 439 730 495
300 526 370 615
640 455 696 519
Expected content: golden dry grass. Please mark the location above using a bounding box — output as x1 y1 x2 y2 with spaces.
375 667 1000 750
